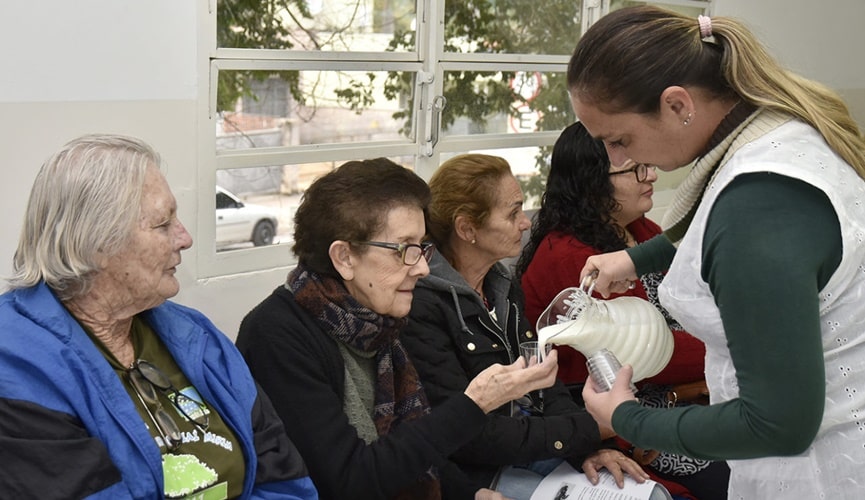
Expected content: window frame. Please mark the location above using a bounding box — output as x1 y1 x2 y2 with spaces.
197 0 709 278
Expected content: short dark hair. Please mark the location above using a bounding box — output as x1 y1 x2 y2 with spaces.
292 158 430 277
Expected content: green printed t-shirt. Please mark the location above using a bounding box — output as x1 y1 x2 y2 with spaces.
91 316 246 499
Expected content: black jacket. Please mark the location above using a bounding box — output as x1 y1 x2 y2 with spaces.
402 253 604 497
236 284 488 500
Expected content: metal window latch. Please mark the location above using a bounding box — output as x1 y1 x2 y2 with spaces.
423 94 447 157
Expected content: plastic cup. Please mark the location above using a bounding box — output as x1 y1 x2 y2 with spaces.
586 348 637 392
519 341 552 366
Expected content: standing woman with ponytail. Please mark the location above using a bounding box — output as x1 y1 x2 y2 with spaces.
568 5 865 499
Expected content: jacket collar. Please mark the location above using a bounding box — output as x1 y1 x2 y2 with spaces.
420 253 512 301
418 252 515 331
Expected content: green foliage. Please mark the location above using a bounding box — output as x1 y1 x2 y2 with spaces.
217 0 584 198
216 0 310 112
383 0 582 198
333 73 378 114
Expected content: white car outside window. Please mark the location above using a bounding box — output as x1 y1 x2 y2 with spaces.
216 186 279 247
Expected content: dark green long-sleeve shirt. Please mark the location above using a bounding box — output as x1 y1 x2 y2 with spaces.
616 172 841 460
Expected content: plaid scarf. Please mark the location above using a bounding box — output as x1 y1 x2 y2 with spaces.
287 264 441 500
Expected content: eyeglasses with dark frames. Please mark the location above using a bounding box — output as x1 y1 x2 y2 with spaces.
352 241 436 266
608 162 655 182
127 359 210 450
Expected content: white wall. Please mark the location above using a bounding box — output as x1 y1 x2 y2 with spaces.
713 0 865 122
1 0 863 340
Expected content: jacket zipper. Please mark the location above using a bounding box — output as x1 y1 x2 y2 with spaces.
476 308 513 364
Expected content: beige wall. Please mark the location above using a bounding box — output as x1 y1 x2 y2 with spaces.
839 88 865 129
1 0 863 339
712 0 865 127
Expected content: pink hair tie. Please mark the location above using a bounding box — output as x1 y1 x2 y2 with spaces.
698 15 713 39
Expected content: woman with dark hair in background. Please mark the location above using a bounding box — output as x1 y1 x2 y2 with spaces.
518 122 728 499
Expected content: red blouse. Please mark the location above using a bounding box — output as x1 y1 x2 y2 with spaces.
521 217 705 386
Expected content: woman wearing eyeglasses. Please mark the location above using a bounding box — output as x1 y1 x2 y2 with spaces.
519 122 708 391
517 122 729 499
0 134 316 499
400 154 647 500
236 158 559 500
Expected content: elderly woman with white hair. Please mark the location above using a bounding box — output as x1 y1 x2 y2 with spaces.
0 134 317 499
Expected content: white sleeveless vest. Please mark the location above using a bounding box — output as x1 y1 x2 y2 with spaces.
659 119 865 499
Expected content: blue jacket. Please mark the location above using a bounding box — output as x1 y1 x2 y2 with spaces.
0 282 318 500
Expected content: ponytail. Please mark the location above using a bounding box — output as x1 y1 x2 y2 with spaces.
568 6 865 178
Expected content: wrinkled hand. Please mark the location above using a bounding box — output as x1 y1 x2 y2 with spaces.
581 448 649 488
580 250 638 298
475 488 511 500
465 349 559 413
582 364 639 431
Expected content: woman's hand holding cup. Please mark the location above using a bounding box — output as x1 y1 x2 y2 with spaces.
464 349 559 413
519 341 552 366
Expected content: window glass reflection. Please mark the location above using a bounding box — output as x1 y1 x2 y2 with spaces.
441 71 573 137
216 159 416 252
442 0 585 55
217 0 416 51
217 71 415 150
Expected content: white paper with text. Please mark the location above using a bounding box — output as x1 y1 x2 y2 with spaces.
529 461 671 500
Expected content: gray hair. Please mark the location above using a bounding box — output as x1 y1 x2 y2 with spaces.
7 134 162 300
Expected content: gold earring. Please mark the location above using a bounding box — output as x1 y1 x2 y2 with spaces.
471 239 476 244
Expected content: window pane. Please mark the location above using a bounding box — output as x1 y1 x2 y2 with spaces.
217 0 416 52
215 167 298 252
441 71 573 137
216 158 417 252
613 1 706 18
217 70 415 150
443 0 583 55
